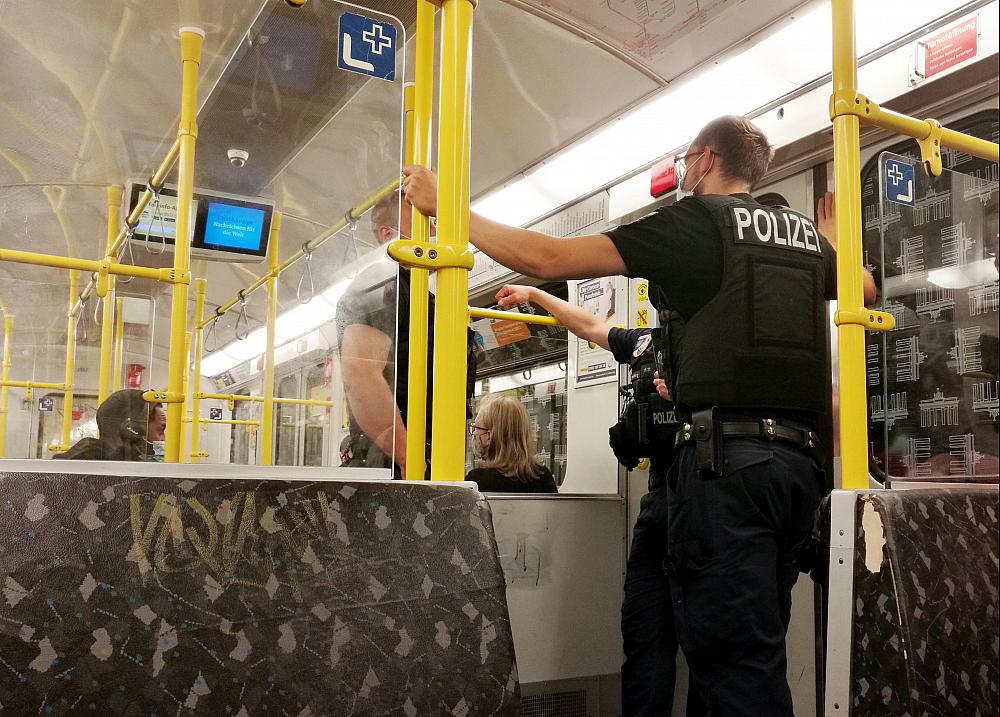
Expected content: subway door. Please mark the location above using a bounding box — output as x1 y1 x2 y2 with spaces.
274 371 302 466
302 361 331 467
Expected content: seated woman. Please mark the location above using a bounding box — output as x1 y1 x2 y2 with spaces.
53 389 166 461
466 397 558 493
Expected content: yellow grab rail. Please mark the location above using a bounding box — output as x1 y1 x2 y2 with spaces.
97 185 124 404
190 279 206 463
403 0 436 481
53 270 79 453
73 139 181 312
261 213 281 466
184 417 260 427
0 247 180 283
0 316 12 458
0 380 67 391
429 0 477 481
200 180 400 330
163 27 203 463
193 392 332 407
112 297 125 392
469 307 559 326
829 0 999 489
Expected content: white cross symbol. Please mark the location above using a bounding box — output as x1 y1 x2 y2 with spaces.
887 163 904 187
362 23 392 55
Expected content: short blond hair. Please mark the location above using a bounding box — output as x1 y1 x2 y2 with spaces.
476 396 544 482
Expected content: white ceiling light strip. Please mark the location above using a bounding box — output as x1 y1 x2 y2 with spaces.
472 0 987 228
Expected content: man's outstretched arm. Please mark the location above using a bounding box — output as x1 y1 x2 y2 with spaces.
495 284 613 350
402 166 626 281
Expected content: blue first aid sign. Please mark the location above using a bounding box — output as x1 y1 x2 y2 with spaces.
38 396 54 412
884 159 915 206
338 12 396 81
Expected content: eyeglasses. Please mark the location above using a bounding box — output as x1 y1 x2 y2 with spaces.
468 424 491 436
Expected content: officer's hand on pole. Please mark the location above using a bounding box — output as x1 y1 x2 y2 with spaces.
496 284 534 307
653 371 671 401
401 166 439 218
816 191 836 250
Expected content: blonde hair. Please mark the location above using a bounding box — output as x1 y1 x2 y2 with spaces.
476 396 544 482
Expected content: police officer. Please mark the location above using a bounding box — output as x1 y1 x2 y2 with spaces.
493 283 701 716
402 115 876 715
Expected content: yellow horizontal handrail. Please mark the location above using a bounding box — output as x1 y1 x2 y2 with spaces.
0 248 177 284
469 306 560 326
194 392 333 407
199 177 400 329
0 380 67 390
830 91 999 174
73 140 182 313
183 416 260 426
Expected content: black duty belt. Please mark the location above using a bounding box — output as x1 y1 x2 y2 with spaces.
674 408 821 473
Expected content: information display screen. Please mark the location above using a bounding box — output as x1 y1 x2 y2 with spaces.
202 202 267 252
126 183 272 261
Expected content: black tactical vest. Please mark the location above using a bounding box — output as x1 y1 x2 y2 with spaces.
654 195 830 415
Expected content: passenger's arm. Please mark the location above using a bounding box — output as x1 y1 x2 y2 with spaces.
339 324 406 476
816 192 878 306
402 166 627 280
495 284 612 350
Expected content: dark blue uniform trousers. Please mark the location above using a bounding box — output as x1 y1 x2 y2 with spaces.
621 479 707 716
665 439 822 716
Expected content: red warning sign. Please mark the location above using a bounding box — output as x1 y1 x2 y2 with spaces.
922 17 978 80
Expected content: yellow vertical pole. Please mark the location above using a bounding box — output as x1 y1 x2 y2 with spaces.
164 27 203 463
260 212 281 466
0 316 13 458
182 331 191 462
429 0 475 481
60 270 80 452
190 279 206 463
831 0 868 489
112 297 125 391
98 185 123 405
404 0 436 481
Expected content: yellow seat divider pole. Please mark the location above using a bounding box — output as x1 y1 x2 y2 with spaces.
830 0 868 489
190 279 206 462
58 271 80 453
0 315 12 458
182 331 192 462
403 0 436 481
112 297 125 391
429 0 476 481
261 212 282 466
163 27 203 463
98 185 123 405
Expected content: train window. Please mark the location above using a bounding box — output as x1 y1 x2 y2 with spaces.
861 110 999 483
467 361 570 486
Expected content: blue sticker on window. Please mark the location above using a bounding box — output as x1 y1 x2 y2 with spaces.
884 158 915 206
337 12 396 81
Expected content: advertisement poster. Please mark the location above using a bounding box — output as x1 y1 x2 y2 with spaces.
574 277 627 386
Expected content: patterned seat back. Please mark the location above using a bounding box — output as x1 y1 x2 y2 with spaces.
851 487 999 715
0 472 520 715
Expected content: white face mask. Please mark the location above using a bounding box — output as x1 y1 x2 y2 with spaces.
676 150 709 199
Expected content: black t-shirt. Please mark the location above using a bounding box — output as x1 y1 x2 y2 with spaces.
605 194 837 428
466 465 558 494
336 265 434 434
605 194 838 321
